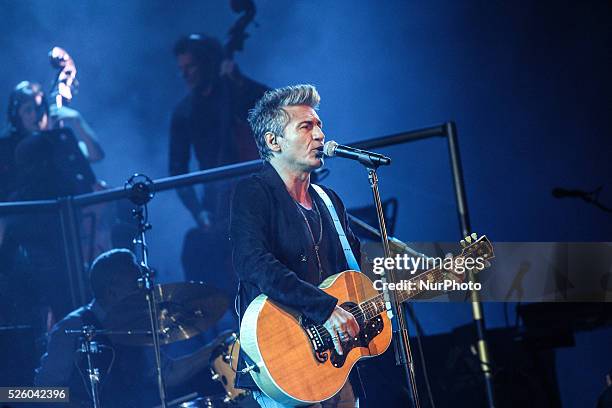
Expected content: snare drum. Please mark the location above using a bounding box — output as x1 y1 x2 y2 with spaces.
209 333 248 404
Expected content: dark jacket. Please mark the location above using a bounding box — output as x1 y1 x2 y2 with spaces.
0 130 22 201
230 162 361 389
169 75 268 220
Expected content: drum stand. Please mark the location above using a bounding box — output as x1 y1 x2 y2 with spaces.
66 326 154 408
77 325 102 408
125 174 168 408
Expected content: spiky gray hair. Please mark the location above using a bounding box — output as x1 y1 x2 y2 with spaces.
247 84 320 161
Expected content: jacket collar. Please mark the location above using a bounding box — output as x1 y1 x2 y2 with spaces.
258 161 292 196
258 161 330 206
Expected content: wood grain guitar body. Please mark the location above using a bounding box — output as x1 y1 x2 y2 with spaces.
240 271 392 406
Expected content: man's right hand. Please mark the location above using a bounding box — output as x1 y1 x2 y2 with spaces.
323 305 360 355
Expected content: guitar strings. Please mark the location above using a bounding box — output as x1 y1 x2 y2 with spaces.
310 268 448 343
309 245 485 346
314 267 445 331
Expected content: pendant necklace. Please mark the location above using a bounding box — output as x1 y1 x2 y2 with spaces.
294 197 323 281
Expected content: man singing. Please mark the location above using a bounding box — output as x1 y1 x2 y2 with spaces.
231 84 361 408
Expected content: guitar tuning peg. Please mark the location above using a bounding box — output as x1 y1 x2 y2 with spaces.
465 235 472 244
471 233 478 240
460 239 467 247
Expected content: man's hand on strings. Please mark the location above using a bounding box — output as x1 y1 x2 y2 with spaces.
323 305 360 355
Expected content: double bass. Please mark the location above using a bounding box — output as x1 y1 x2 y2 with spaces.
47 46 114 264
225 0 257 59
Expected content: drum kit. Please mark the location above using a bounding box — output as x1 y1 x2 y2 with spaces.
67 281 257 408
64 175 258 408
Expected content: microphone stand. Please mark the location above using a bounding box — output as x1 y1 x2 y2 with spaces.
125 174 167 408
78 325 102 408
365 165 421 408
552 186 612 213
347 213 433 260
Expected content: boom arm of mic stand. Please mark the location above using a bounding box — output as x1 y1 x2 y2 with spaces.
347 214 435 260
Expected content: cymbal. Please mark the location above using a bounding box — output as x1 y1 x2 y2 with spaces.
103 282 230 346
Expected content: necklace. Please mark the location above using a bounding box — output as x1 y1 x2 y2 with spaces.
294 197 323 281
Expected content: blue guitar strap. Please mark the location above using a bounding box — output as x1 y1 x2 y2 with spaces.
311 184 360 271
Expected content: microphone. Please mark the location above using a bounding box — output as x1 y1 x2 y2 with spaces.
323 141 391 167
552 188 589 198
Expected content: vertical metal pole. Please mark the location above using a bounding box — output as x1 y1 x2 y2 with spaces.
133 205 167 408
82 334 101 408
368 168 420 408
445 122 470 236
58 196 87 309
445 121 496 408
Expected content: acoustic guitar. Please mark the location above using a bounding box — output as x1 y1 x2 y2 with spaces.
240 234 494 406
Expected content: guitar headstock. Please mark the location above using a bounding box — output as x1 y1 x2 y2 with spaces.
459 233 495 271
435 233 495 282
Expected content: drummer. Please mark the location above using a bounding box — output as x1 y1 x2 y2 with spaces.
35 248 213 407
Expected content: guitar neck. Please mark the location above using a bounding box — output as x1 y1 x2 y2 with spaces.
357 235 493 320
359 267 447 320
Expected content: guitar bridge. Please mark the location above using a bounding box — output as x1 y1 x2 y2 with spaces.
302 305 386 368
304 324 329 363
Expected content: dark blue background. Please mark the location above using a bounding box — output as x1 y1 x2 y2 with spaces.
1 1 610 406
